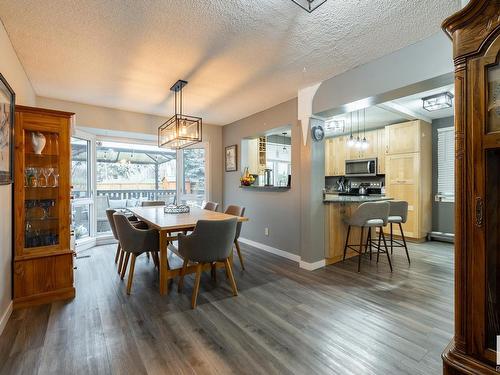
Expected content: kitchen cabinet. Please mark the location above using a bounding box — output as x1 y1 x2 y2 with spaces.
325 136 346 176
377 128 387 174
345 129 378 160
384 120 432 242
385 120 424 154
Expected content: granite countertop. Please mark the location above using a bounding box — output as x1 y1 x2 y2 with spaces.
323 194 393 203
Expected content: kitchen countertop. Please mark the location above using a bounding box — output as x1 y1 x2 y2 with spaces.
323 194 393 203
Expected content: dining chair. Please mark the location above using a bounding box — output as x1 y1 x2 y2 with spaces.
177 218 238 308
141 200 166 207
106 209 150 274
224 205 246 270
387 200 410 264
113 213 160 295
342 201 392 272
202 201 219 211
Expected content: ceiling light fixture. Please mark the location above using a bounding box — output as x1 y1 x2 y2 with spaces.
282 132 288 153
158 80 202 150
347 112 354 147
291 0 328 13
422 92 454 112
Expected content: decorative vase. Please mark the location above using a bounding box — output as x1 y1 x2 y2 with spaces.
31 132 46 155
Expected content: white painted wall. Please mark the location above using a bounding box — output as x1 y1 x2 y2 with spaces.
0 20 36 334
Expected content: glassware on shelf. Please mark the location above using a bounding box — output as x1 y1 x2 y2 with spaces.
52 168 59 187
47 167 54 186
41 168 51 188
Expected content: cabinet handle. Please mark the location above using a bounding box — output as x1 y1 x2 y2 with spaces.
475 197 484 227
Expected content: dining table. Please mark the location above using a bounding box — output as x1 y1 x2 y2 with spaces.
128 206 249 295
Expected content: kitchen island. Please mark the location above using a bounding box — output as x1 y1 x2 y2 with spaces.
324 194 393 265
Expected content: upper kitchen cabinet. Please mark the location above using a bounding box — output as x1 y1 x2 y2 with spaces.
346 129 378 160
385 120 430 155
325 136 347 176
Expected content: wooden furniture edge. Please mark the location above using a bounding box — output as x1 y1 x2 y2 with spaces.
442 0 489 39
13 287 75 310
442 340 498 375
14 249 74 261
15 105 75 117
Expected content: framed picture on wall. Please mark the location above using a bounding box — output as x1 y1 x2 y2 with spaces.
0 73 15 185
225 144 237 172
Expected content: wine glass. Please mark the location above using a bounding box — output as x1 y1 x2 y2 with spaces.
42 168 51 188
32 168 40 188
52 169 59 187
47 167 54 186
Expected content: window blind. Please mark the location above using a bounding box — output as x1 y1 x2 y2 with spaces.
437 126 455 201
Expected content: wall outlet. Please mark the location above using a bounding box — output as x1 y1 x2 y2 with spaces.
264 227 269 236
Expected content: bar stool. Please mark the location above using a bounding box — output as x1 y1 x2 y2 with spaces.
387 200 410 264
342 201 392 272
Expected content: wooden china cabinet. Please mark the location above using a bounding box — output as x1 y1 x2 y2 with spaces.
442 0 500 373
13 106 75 308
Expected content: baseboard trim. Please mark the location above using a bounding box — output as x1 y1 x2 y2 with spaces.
0 301 13 336
299 259 326 271
239 238 301 262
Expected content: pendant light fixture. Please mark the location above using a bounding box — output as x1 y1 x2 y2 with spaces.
158 80 202 150
354 110 362 149
361 108 369 150
347 112 355 147
291 0 328 13
282 132 288 154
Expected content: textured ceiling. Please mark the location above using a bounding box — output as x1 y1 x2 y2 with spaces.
0 0 460 125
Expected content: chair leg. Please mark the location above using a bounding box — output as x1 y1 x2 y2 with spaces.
178 257 189 293
224 258 238 296
126 254 137 295
191 263 203 309
358 227 364 273
121 253 130 280
343 226 351 261
399 222 410 264
390 223 394 255
117 249 125 275
367 228 372 260
380 229 393 272
211 262 217 282
234 240 245 270
152 252 159 268
146 252 150 260
114 243 121 264
376 230 382 263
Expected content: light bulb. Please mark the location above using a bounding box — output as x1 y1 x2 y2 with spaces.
347 135 354 147
355 137 361 149
362 137 369 150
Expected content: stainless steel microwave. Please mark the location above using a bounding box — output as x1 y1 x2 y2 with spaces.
345 158 377 177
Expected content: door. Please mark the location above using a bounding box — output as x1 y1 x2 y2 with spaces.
386 121 420 154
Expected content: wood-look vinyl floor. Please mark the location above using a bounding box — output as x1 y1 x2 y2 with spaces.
0 240 453 375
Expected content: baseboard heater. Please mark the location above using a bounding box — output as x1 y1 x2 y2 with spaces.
427 231 454 243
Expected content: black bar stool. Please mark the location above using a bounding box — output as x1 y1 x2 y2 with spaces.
387 200 410 264
342 201 392 272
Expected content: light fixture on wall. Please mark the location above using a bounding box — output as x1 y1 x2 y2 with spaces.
422 92 454 112
324 119 345 133
158 80 202 150
291 0 327 13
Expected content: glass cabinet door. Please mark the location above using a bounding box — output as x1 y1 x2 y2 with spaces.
485 64 500 351
23 130 61 250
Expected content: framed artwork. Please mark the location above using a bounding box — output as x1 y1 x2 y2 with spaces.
225 144 237 172
0 73 15 185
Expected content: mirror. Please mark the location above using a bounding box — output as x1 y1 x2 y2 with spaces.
240 126 291 188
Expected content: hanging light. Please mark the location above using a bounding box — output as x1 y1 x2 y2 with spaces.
158 80 202 150
347 112 355 147
361 108 369 150
354 111 362 149
282 132 288 154
291 0 328 13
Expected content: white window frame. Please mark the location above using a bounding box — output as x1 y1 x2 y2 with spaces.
436 126 455 203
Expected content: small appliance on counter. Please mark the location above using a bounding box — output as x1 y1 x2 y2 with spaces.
264 168 273 186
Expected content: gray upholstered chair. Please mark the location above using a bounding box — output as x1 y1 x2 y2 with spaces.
224 205 246 270
202 201 219 211
387 200 410 264
177 218 238 308
106 209 149 274
141 200 166 207
343 201 392 272
113 213 160 294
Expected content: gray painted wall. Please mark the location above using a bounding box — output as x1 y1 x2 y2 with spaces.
432 116 455 234
222 99 301 255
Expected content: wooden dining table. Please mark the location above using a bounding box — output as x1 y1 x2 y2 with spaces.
128 206 248 295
